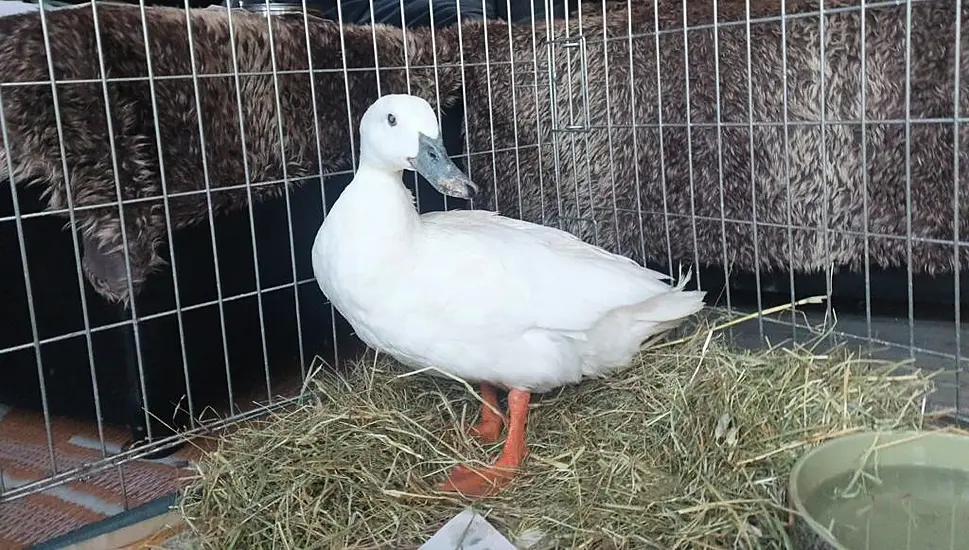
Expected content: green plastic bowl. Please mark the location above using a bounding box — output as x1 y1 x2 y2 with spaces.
788 430 969 550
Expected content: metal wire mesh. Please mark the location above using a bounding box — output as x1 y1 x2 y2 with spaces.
0 0 966 545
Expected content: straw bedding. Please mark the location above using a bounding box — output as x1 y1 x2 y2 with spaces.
177 311 935 549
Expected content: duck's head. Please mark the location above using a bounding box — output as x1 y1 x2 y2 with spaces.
358 94 478 200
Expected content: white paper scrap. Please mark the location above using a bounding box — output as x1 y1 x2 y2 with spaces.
419 508 518 550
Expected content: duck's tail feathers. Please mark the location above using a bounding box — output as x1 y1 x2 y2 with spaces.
631 262 705 332
579 282 706 376
670 262 697 292
629 287 707 333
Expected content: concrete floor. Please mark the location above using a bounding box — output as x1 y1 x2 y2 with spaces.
722 301 968 418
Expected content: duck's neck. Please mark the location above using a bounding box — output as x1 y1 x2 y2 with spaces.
327 165 421 254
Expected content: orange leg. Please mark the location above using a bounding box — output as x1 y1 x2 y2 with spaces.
437 389 530 498
467 383 504 444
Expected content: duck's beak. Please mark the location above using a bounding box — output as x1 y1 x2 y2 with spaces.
410 133 479 200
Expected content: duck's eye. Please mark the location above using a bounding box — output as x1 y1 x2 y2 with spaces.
387 113 396 127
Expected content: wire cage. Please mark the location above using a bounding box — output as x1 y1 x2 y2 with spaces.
0 0 966 546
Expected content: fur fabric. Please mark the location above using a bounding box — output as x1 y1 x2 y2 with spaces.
456 0 969 282
0 3 462 304
0 0 966 305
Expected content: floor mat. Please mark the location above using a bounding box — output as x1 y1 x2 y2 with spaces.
0 407 210 549
0 367 310 549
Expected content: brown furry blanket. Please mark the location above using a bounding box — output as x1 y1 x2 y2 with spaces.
0 3 458 303
465 0 969 281
0 0 965 305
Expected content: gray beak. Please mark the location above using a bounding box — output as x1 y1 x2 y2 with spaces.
410 133 478 200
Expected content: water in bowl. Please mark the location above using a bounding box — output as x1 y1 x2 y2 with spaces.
803 465 969 550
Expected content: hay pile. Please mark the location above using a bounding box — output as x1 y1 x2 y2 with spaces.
178 312 935 549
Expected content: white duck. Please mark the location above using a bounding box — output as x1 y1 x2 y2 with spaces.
312 94 706 498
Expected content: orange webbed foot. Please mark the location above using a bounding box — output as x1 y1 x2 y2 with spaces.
436 462 519 497
438 389 531 499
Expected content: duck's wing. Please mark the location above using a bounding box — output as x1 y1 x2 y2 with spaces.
411 209 682 333
422 209 672 281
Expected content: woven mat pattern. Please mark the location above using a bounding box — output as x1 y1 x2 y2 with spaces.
0 406 204 549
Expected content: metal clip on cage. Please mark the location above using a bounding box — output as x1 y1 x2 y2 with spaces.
548 34 591 133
